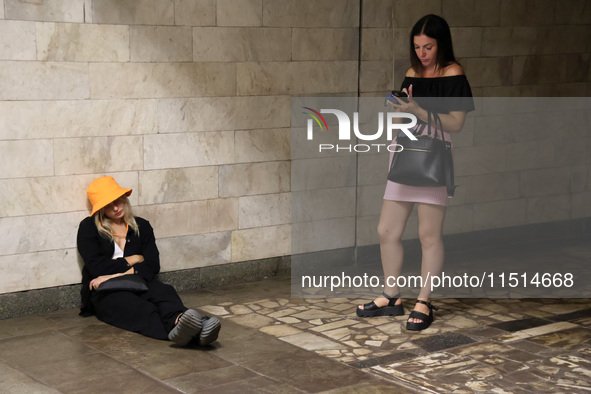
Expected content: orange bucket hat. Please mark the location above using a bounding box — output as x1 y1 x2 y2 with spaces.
87 176 132 216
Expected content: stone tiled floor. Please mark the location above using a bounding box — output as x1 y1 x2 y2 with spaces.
1 236 591 393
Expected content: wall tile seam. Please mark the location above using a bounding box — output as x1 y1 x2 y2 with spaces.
0 246 80 258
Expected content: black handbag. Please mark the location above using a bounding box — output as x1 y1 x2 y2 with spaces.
96 274 148 293
387 111 456 197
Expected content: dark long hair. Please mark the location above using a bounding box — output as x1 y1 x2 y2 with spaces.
410 14 457 75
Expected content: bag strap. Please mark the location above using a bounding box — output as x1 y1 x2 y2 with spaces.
432 112 455 197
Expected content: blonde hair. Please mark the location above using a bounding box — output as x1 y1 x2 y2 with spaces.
94 196 139 242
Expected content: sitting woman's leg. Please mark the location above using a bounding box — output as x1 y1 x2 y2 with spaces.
91 290 172 340
144 280 188 333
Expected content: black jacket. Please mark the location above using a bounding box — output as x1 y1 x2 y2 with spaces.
76 216 160 315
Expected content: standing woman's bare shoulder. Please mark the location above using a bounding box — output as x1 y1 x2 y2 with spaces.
442 63 465 77
406 67 419 77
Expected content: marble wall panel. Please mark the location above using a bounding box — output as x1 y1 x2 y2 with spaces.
0 61 89 100
139 167 218 205
453 146 506 177
356 215 379 246
0 0 4 19
357 184 386 217
238 193 290 229
292 187 356 223
362 0 394 28
506 141 554 171
460 57 513 88
0 21 36 60
565 54 591 83
553 137 587 168
360 60 393 93
0 249 81 294
526 194 571 224
144 131 234 170
262 0 359 28
357 153 388 187
174 0 215 26
54 136 143 175
538 26 591 55
192 28 291 62
462 172 520 204
208 198 240 233
443 205 474 235
0 140 53 179
570 165 588 193
291 157 356 191
392 0 442 28
157 232 231 271
0 211 85 256
521 167 571 197
393 28 409 58
0 172 138 218
235 128 290 163
4 0 83 23
238 61 359 95
89 63 235 99
92 0 174 25
219 161 290 197
134 198 238 239
36 23 129 62
0 100 157 140
571 191 591 219
217 0 262 26
158 96 289 134
441 0 501 27
451 28 482 58
231 224 290 262
361 29 392 61
474 199 527 231
555 0 591 25
453 117 475 148
292 28 359 61
130 26 192 62
499 0 556 26
292 217 354 254
512 55 568 86
236 62 292 96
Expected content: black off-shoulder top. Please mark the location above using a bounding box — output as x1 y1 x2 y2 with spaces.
400 75 475 114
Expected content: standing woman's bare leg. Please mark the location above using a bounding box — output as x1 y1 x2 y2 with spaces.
408 202 446 323
359 200 413 309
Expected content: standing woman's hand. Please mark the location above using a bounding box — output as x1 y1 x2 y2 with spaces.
391 84 421 116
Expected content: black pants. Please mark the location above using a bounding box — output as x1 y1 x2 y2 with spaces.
91 280 187 340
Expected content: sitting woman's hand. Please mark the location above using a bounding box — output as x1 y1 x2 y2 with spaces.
90 274 119 290
125 254 144 266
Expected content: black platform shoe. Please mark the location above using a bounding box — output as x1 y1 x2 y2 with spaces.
406 300 439 331
356 292 404 317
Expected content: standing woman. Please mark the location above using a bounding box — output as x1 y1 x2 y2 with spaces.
77 176 221 346
356 15 475 331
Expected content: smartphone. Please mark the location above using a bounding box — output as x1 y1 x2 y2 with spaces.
391 90 408 103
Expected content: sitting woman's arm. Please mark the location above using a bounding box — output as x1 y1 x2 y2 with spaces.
77 217 132 278
131 218 160 282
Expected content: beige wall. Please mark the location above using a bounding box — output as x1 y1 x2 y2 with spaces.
0 0 590 294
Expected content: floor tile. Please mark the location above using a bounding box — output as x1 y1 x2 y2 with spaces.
24 353 179 393
0 361 60 393
163 365 259 393
0 331 98 369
